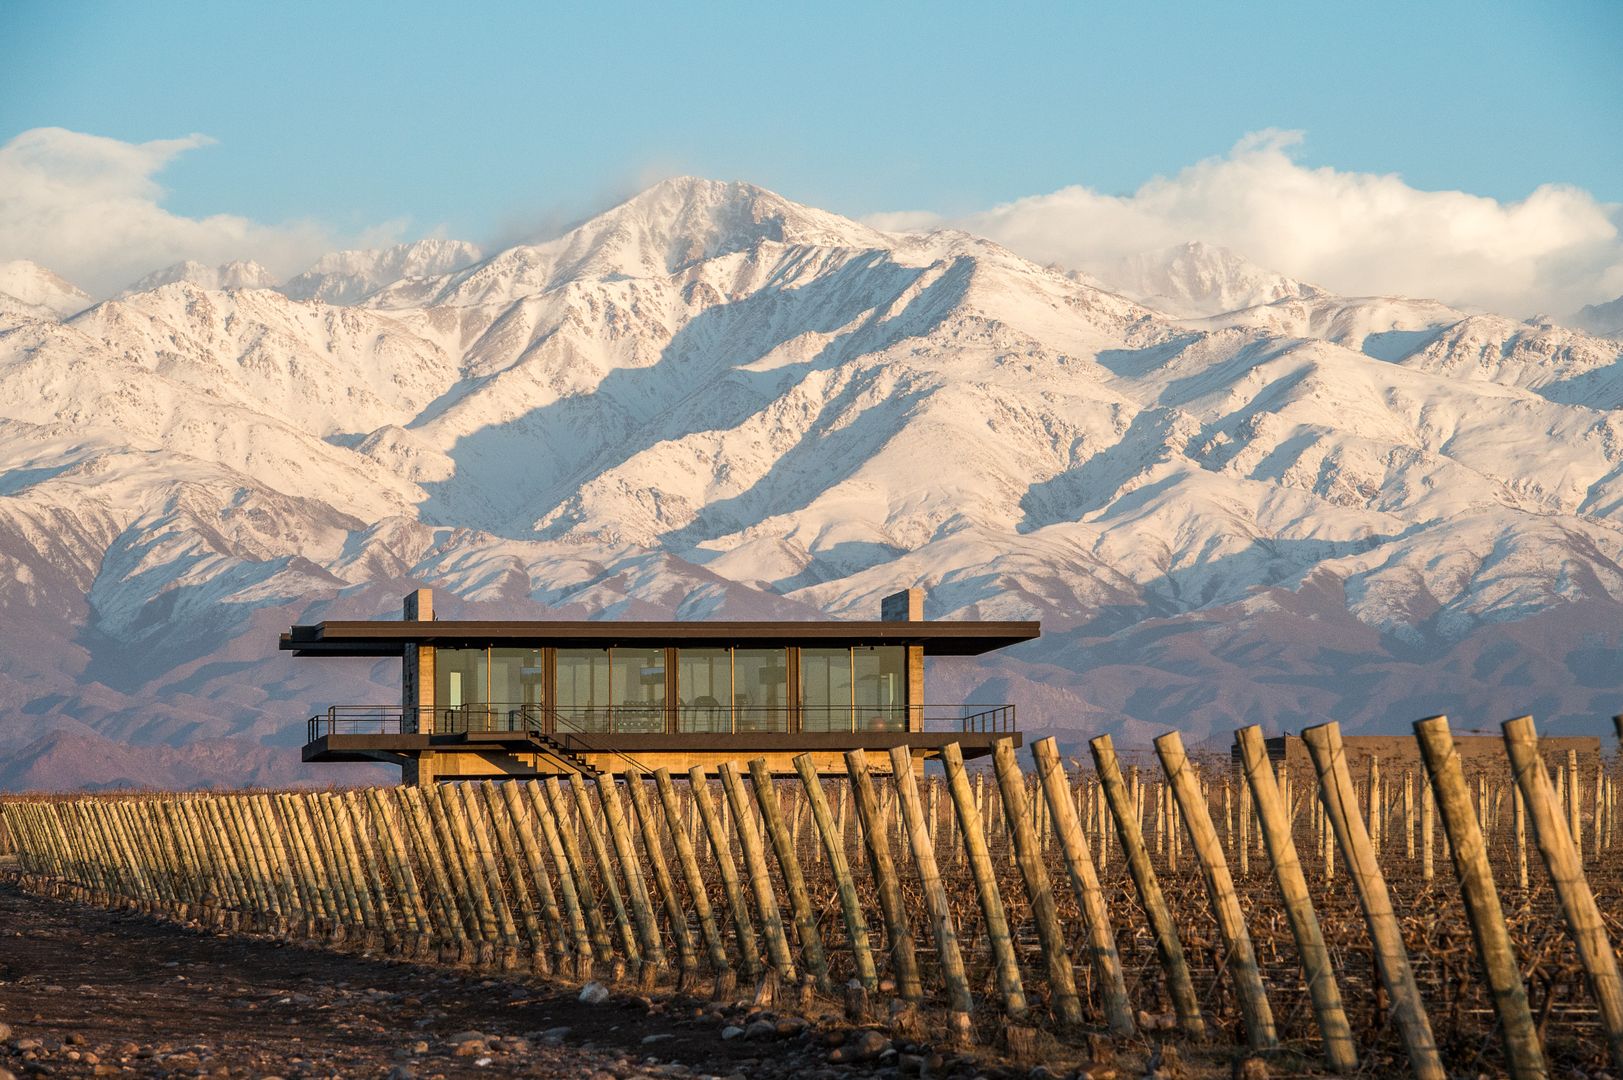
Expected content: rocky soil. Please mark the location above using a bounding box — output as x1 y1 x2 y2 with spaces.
0 883 1191 1080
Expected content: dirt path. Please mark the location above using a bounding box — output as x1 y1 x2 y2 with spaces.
0 884 989 1080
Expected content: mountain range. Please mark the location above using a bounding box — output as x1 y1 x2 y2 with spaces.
0 177 1620 790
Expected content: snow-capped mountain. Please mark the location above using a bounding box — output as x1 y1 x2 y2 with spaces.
1103 241 1326 318
121 259 280 295
279 239 483 305
1 176 1620 789
0 260 92 319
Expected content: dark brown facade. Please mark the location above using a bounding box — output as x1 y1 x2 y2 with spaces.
285 589 1037 783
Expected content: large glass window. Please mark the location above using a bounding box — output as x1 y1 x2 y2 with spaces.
677 648 730 733
734 648 788 732
610 647 667 733
854 646 906 732
555 649 610 733
801 647 853 732
435 648 488 733
490 647 544 732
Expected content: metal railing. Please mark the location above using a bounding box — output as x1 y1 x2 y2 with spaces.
306 702 1015 742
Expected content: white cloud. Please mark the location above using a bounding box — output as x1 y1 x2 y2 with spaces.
0 127 405 298
869 131 1623 318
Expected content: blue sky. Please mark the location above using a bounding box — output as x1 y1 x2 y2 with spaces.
4 1 1619 235
2 1 1621 312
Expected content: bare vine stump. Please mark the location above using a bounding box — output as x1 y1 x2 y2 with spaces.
845 978 871 1023
753 968 779 1008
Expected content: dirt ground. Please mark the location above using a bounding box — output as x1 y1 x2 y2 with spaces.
0 883 1145 1080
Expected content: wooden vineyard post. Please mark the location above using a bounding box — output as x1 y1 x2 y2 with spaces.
992 738 1083 1027
482 782 556 973
423 785 488 953
1238 771 1250 875
540 778 613 967
1156 732 1277 1051
1368 755 1381 856
565 773 642 970
1513 781 1529 890
939 743 1026 1017
625 769 699 985
1503 715 1623 1071
887 746 974 1039
718 761 798 986
793 754 877 992
595 773 666 981
343 792 399 947
1302 721 1445 1080
653 768 732 994
499 783 572 971
283 793 336 929
1236 726 1357 1072
1421 778 1435 883
1596 764 1606 861
1567 749 1583 861
450 783 519 960
844 749 923 1002
1415 716 1546 1080
366 789 431 952
1404 773 1415 860
1091 734 1204 1035
525 781 600 972
395 787 467 951
747 759 831 992
1031 738 1134 1036
688 765 762 981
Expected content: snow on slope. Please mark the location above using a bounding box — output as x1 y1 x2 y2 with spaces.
122 259 280 294
0 260 92 319
280 239 483 305
1104 240 1325 318
0 176 1620 788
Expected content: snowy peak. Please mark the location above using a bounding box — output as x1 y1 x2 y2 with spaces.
370 178 893 308
1104 240 1325 318
219 260 279 289
584 177 892 270
0 260 92 318
122 259 279 295
280 238 483 305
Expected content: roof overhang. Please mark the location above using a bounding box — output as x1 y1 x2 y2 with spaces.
281 619 1040 658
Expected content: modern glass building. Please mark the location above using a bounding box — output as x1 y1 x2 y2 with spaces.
283 588 1037 782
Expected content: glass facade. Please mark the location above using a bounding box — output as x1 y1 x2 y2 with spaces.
434 647 488 733
677 648 730 733
800 646 854 732
555 649 610 732
490 647 544 730
733 648 789 732
609 647 666 732
429 643 907 734
855 646 906 731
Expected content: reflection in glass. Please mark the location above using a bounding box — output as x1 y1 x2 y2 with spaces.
734 648 788 732
855 646 905 731
490 647 544 732
555 649 610 732
610 647 667 733
435 647 489 733
800 647 853 732
677 648 730 732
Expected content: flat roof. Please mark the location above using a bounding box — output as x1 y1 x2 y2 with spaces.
280 619 1041 658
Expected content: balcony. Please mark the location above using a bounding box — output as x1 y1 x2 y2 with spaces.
305 702 1017 744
